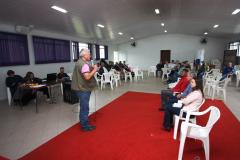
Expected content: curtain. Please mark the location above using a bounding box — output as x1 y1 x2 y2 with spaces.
33 36 70 64
95 44 100 60
72 41 79 61
88 43 93 57
0 32 29 66
104 45 108 60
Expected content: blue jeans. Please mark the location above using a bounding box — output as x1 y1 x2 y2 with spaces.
163 105 181 128
161 90 174 109
75 91 91 128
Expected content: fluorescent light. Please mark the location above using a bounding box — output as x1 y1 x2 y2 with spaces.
161 23 165 26
204 32 208 35
130 37 134 40
232 9 240 15
213 24 219 28
97 24 104 28
164 30 167 33
118 32 123 35
155 9 160 14
51 6 68 13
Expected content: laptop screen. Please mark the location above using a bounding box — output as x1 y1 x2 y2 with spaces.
47 73 57 82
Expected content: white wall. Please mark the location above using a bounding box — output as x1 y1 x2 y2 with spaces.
0 24 116 100
118 34 228 69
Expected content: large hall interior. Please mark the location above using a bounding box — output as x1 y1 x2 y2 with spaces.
0 0 240 160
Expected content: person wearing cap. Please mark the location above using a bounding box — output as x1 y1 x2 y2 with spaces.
71 48 98 131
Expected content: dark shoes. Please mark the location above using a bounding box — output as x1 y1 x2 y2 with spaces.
162 126 171 132
81 125 96 132
158 108 165 111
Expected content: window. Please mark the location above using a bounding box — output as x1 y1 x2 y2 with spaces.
99 45 105 59
95 45 108 60
0 32 29 66
72 42 92 61
33 36 70 64
113 51 126 63
229 41 240 56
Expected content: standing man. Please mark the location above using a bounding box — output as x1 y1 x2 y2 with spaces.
71 48 98 131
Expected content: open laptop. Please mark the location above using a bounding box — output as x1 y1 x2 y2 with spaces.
47 73 57 83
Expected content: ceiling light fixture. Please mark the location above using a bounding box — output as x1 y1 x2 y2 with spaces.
97 24 104 28
161 23 165 26
213 24 219 28
130 37 134 40
164 30 167 33
204 32 208 35
118 32 123 35
51 5 68 13
155 9 160 14
232 9 240 15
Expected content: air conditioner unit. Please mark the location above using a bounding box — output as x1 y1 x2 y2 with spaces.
15 25 32 34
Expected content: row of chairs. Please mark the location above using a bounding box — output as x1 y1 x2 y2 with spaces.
203 69 231 102
94 68 145 90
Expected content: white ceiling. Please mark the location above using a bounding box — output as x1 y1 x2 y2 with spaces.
0 0 239 44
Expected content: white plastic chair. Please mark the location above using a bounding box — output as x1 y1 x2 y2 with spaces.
124 69 132 82
103 67 108 73
133 68 144 81
211 76 231 102
178 106 221 160
148 66 156 77
67 73 72 80
94 72 102 86
113 72 121 87
101 72 114 90
173 99 205 140
7 87 12 106
236 70 240 87
161 68 171 80
203 73 222 96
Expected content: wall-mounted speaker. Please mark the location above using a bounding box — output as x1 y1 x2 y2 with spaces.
200 38 208 44
131 42 136 47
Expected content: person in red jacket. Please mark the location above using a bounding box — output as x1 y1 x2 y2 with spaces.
159 69 190 111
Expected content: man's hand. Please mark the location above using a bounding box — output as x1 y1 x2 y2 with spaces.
92 64 98 72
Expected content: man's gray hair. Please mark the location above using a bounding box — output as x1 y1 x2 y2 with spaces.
79 48 90 57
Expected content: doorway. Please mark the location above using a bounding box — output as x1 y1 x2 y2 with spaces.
160 50 171 63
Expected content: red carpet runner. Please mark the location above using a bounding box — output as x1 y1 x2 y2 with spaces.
19 92 240 160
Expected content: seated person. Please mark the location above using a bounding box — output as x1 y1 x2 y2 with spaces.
5 70 34 105
165 81 192 109
156 61 164 77
98 62 109 75
167 65 180 84
162 77 204 131
57 67 69 81
24 72 50 99
5 70 23 96
220 62 234 81
160 69 190 111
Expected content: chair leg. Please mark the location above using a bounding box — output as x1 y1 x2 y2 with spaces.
223 90 226 103
178 133 187 160
173 116 180 140
211 87 215 100
110 82 113 90
203 138 210 160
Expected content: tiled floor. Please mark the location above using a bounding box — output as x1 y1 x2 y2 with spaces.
0 77 239 159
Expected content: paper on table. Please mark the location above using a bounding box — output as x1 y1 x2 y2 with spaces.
30 84 46 88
